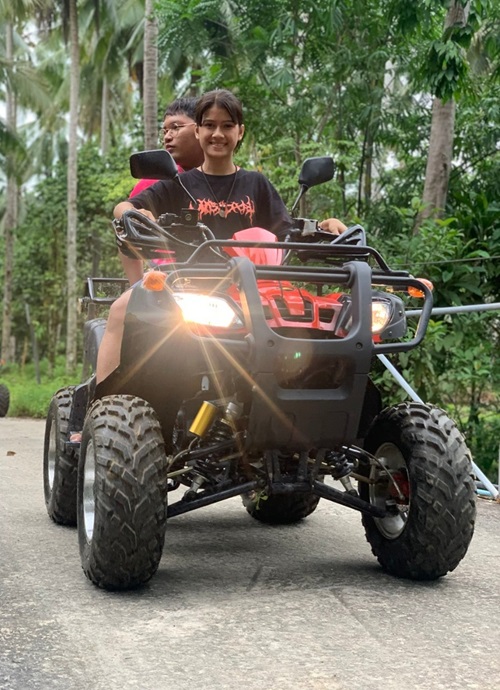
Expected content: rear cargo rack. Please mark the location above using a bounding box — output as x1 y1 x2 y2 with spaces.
82 278 129 307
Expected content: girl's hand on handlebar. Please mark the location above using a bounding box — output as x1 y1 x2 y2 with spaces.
113 201 157 222
318 217 347 236
136 208 156 222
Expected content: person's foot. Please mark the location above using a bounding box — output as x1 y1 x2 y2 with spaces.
69 432 82 443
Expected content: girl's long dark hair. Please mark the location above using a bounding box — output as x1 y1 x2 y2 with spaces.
195 90 243 125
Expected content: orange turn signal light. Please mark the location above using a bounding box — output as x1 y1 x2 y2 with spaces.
408 278 434 298
142 270 167 291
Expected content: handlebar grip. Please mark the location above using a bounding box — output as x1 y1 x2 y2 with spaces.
291 217 320 236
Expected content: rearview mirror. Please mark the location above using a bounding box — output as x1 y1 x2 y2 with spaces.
129 149 179 180
298 156 335 190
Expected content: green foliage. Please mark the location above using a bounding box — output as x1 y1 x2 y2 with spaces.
426 39 468 100
0 358 75 418
8 142 129 363
370 195 500 481
372 309 500 480
467 411 500 480
156 0 396 196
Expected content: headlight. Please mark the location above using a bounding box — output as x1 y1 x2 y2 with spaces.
172 293 242 328
336 293 406 339
371 299 392 334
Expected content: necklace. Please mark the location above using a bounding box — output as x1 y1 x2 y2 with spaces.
200 164 238 218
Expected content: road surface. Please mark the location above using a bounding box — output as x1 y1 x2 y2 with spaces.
1 417 499 690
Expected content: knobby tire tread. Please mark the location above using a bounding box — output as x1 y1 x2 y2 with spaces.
243 491 320 525
78 395 168 590
43 387 77 525
360 402 476 580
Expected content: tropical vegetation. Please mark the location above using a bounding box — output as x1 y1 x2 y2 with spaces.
1 0 499 480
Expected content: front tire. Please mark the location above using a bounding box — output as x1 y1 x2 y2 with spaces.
77 395 168 590
43 387 77 525
359 402 476 580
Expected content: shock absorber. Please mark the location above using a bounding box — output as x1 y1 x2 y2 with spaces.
189 400 242 443
189 401 219 438
184 401 243 500
204 401 243 446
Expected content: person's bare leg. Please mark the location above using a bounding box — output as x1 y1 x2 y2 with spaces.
70 291 131 443
95 290 132 384
119 252 144 285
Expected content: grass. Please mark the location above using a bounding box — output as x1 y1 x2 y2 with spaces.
0 358 78 418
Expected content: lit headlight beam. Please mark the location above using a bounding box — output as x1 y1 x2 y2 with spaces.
172 293 242 328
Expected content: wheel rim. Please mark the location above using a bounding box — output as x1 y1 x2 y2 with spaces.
47 421 57 491
83 439 96 541
369 442 410 539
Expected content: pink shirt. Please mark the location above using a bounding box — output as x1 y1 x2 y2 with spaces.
128 164 184 198
129 178 158 197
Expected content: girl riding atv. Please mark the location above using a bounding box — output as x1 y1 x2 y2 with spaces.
86 90 347 413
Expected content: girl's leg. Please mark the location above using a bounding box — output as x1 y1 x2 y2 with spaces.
95 290 132 384
70 291 131 443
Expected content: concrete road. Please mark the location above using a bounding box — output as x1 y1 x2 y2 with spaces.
1 417 499 690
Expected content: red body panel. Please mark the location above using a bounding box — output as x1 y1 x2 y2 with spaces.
223 229 344 332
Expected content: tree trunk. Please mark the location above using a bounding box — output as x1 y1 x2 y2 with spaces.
65 0 80 373
100 75 108 155
359 70 384 215
415 1 471 233
1 22 18 364
143 0 158 149
358 126 376 216
416 97 456 228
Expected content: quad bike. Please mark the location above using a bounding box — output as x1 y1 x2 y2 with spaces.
0 382 9 417
43 151 476 590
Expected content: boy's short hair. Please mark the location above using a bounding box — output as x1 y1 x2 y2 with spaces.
164 97 198 120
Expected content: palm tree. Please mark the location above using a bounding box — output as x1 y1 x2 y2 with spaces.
1 0 52 363
65 0 80 373
143 0 158 149
78 0 141 153
1 20 18 363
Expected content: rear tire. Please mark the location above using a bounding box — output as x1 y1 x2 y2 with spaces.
43 387 77 525
0 383 10 417
243 490 320 525
77 395 168 590
359 402 476 580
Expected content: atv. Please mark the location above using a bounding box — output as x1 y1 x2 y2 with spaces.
43 151 476 590
0 382 9 417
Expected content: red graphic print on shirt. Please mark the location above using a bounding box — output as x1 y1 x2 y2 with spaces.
197 196 255 224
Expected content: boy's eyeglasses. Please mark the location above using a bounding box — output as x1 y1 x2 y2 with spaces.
159 123 196 139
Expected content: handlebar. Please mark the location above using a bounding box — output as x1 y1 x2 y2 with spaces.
115 209 216 261
288 221 367 247
116 210 394 275
283 222 369 267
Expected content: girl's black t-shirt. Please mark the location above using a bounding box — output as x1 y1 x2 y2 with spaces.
129 168 294 240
